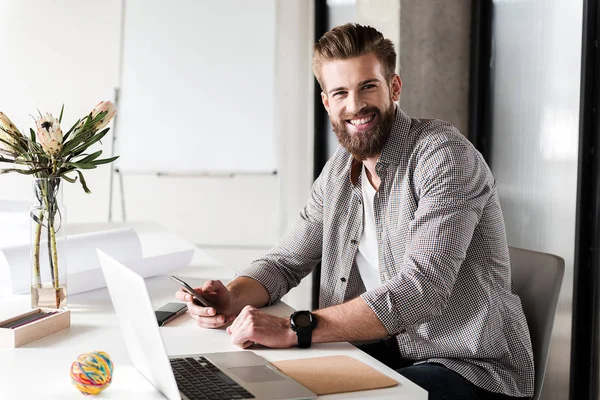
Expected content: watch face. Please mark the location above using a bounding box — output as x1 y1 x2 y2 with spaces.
294 312 312 328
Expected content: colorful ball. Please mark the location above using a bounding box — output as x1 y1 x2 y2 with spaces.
70 351 114 395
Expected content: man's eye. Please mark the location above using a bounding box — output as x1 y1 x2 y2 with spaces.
333 91 347 97
362 84 376 90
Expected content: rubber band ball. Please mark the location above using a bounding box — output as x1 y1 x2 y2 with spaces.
70 351 114 395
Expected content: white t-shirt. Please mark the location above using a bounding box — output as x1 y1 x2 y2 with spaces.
355 164 380 291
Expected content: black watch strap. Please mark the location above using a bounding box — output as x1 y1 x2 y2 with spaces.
290 310 316 348
297 330 312 348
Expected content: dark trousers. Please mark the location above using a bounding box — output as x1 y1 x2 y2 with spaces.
356 339 528 400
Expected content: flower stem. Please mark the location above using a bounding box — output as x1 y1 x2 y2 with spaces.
50 223 60 308
50 224 59 288
32 211 43 287
47 220 54 284
40 182 55 284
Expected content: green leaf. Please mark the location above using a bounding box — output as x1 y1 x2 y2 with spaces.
0 136 23 154
0 125 27 154
58 104 64 124
0 168 22 174
0 167 47 175
56 166 76 176
65 111 104 139
61 173 77 183
76 170 91 193
60 128 96 155
64 118 82 136
76 150 102 164
29 128 36 142
63 162 97 169
90 155 119 165
68 128 109 155
0 126 24 150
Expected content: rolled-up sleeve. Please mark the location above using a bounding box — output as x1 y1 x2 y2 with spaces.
361 136 492 335
236 163 326 305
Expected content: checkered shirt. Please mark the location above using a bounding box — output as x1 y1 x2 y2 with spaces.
237 107 534 397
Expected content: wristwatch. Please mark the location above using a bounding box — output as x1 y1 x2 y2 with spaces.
289 310 317 348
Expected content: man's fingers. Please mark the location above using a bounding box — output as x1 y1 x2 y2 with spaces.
195 316 228 329
175 289 190 302
203 279 226 294
229 308 247 333
228 309 258 348
187 302 217 317
188 305 228 324
176 288 204 303
189 309 227 328
230 326 256 349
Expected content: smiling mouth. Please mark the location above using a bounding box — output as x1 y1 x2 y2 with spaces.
346 113 376 129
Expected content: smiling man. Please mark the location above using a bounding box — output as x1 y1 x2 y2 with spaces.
176 24 533 400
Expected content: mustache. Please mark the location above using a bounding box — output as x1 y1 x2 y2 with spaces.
341 107 380 121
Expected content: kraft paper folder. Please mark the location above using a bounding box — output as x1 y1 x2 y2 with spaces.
272 355 398 395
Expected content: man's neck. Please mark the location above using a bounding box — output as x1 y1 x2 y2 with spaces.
362 156 381 191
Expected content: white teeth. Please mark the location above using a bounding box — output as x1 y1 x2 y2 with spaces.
349 115 374 126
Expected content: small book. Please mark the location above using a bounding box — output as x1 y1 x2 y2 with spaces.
271 355 398 395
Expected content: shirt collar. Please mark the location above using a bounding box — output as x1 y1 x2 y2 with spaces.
349 105 412 185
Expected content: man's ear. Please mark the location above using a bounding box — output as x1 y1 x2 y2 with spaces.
321 91 330 115
391 75 402 102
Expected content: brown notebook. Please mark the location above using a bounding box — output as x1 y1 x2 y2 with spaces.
271 355 399 395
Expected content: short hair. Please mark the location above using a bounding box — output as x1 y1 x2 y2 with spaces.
312 23 397 90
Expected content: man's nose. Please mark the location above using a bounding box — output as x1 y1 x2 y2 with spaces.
346 92 366 115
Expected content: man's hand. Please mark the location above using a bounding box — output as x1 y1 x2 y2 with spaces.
175 280 234 329
226 306 297 349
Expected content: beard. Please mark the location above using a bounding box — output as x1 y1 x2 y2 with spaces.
330 103 396 161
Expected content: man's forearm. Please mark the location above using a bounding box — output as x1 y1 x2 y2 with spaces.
226 276 270 315
312 296 389 343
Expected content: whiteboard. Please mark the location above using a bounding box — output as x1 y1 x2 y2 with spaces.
117 0 277 173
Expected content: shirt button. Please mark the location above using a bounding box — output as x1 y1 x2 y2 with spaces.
350 239 358 245
400 329 407 334
340 277 347 283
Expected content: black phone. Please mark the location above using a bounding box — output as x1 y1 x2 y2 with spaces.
170 275 213 308
155 302 187 327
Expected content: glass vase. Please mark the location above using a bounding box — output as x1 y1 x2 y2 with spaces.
30 177 67 309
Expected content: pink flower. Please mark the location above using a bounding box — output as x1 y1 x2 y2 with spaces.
0 112 21 152
89 101 117 131
35 113 63 156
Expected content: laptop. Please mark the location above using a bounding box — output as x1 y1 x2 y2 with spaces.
97 250 316 400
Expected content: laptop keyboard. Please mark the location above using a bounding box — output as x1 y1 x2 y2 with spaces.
170 357 256 400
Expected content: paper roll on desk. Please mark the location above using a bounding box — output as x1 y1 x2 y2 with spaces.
0 227 193 296
0 201 30 249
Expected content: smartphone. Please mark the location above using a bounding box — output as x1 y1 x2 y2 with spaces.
155 302 187 327
170 275 213 308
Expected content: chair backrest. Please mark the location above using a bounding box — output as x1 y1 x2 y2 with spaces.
509 246 565 400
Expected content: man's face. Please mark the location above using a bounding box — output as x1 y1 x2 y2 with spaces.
320 53 402 160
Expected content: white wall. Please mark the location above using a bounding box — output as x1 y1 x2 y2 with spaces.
117 0 278 174
0 0 315 310
0 0 122 222
356 0 400 74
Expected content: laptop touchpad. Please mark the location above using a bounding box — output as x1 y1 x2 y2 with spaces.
229 366 286 383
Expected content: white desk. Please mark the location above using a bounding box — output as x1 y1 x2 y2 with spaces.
0 245 427 399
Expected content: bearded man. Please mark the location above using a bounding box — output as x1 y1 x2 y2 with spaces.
176 23 534 400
